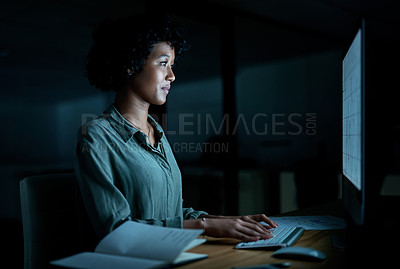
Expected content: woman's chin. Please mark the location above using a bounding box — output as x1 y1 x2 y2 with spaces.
152 98 167 106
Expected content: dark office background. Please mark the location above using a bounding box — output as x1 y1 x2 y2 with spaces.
1 0 399 267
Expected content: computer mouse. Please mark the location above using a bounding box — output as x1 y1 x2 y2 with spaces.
272 246 326 261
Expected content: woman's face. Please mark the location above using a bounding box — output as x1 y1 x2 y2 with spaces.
128 41 176 105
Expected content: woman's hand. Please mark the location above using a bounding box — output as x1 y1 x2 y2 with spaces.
201 214 278 242
236 214 279 229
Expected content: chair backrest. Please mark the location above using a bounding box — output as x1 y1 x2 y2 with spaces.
20 173 92 269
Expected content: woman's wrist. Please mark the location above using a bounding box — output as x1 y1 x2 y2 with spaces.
182 218 206 230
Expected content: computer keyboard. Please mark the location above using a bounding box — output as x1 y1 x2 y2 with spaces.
235 226 305 249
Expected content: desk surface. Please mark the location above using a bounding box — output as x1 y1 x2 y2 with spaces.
181 201 347 269
181 230 344 269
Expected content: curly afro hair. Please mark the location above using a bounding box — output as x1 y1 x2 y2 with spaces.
85 14 190 92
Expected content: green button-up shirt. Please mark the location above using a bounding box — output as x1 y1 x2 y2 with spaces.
75 105 207 238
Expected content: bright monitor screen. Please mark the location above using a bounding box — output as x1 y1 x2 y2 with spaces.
342 29 362 191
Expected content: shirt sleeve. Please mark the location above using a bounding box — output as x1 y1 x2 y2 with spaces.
132 217 183 228
75 129 132 239
183 207 208 220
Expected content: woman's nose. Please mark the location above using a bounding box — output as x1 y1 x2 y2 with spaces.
166 66 175 82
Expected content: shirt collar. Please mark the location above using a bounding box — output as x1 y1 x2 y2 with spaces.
103 104 164 143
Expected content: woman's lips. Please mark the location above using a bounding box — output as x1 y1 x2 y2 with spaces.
161 86 170 94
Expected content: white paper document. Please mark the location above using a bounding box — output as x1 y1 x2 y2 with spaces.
265 215 346 230
95 220 203 261
51 221 207 269
52 252 166 269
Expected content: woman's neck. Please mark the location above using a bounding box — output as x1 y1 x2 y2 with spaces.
113 89 150 129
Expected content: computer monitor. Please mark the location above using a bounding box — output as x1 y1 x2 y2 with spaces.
341 16 399 265
341 18 398 227
341 19 366 226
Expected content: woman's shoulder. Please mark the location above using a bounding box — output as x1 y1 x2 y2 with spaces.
77 115 113 142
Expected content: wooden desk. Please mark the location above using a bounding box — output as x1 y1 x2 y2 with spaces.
181 230 344 269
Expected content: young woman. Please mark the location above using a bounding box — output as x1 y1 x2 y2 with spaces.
75 14 277 242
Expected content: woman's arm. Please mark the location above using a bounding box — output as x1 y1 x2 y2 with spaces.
183 214 278 242
76 127 184 238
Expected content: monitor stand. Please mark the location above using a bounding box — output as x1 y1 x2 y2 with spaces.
330 230 347 249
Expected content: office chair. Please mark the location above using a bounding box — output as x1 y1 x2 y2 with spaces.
20 173 97 269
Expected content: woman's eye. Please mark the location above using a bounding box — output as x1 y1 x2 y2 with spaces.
160 61 167 66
